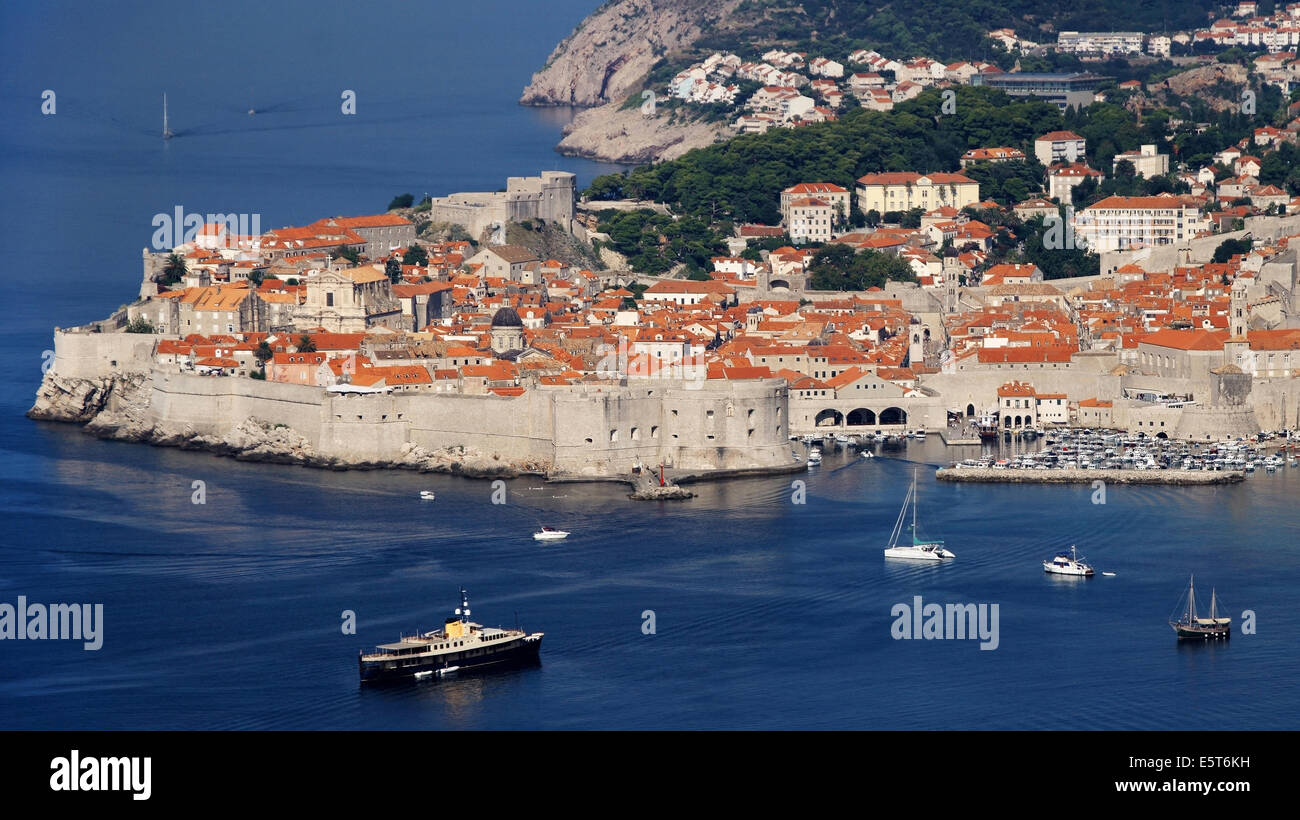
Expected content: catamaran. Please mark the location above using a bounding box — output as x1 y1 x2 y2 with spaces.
883 468 954 561
1169 575 1231 640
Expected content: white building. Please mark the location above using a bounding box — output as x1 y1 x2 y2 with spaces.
1073 195 1208 253
1034 131 1087 166
1112 144 1169 177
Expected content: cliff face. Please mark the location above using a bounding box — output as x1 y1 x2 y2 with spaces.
520 0 742 107
555 102 728 164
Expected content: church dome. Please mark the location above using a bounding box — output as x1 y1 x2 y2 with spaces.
491 307 523 328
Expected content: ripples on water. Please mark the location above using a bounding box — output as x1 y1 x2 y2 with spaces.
2 430 1297 729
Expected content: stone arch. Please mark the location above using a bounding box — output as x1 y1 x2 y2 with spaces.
846 408 876 426
879 406 906 425
815 408 844 427
769 278 791 290
966 403 976 417
1155 431 1168 439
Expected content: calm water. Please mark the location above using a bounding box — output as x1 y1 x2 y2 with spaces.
2 1 1299 730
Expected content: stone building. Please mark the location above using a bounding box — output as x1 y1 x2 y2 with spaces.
308 215 415 260
465 245 541 282
430 171 577 238
489 307 525 355
292 266 402 332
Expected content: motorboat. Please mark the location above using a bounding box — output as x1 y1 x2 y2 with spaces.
1043 545 1094 577
419 490 436 501
533 527 570 541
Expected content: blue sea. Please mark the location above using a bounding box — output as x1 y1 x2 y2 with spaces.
2 1 1299 730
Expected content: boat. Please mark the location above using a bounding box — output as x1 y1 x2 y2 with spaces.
977 414 999 442
807 447 822 466
419 490 436 501
533 526 570 541
914 429 926 439
359 588 543 683
883 468 954 561
1043 545 1094 577
1168 575 1231 640
860 451 874 459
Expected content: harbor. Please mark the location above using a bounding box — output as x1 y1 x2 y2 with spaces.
936 466 1245 484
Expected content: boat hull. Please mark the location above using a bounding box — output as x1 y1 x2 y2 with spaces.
1172 625 1230 640
1044 565 1093 576
884 547 945 561
360 635 542 684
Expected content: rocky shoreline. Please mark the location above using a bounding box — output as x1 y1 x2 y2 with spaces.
935 467 1245 485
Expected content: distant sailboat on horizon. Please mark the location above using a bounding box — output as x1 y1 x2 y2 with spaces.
162 93 174 140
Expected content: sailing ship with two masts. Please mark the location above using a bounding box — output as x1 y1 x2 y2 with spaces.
1169 575 1231 640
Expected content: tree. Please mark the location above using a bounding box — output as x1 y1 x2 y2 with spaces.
388 193 414 210
385 257 402 283
865 209 882 227
403 245 429 267
297 335 317 353
160 253 187 286
254 341 274 368
125 317 156 334
339 246 361 264
1212 237 1253 263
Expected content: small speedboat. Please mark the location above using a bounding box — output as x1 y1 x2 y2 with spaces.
436 666 460 677
414 670 434 679
533 527 570 541
419 491 436 501
861 451 874 459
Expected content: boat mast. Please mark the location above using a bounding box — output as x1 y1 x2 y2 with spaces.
911 467 918 541
162 93 174 140
459 587 470 624
1187 575 1196 623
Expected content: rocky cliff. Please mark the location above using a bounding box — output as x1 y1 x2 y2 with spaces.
520 0 742 108
555 103 728 164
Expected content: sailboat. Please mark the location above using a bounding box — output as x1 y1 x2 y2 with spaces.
162 93 174 140
1168 575 1231 640
883 468 954 561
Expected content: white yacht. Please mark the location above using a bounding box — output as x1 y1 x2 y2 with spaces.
1043 545 1094 577
419 490 437 501
807 448 823 467
533 527 570 541
883 469 954 561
